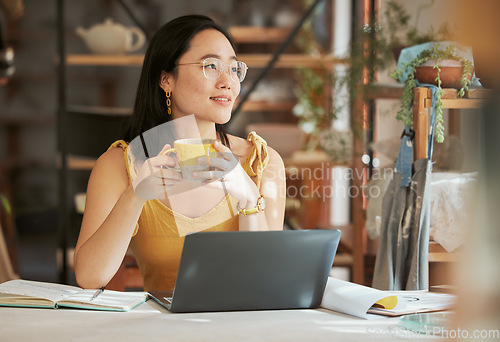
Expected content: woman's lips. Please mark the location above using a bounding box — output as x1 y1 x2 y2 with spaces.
210 97 232 105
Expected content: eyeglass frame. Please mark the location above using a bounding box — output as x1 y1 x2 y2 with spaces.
176 57 248 83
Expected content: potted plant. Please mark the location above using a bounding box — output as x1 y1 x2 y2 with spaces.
338 0 454 106
390 43 474 142
291 0 455 158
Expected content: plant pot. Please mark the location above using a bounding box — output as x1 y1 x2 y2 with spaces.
415 59 474 89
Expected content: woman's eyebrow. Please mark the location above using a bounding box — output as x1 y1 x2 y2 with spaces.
199 53 238 61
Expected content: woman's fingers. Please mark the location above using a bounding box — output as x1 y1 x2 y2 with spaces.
158 143 172 155
213 141 237 161
144 154 177 172
197 155 231 170
153 167 180 179
192 169 226 182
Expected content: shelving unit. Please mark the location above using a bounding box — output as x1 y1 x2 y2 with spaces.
65 49 342 115
413 87 491 160
412 87 490 272
61 22 341 164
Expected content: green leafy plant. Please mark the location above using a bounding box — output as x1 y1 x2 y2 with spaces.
340 0 454 106
292 64 335 150
292 0 456 157
390 44 473 142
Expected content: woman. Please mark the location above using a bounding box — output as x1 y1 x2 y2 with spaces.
74 15 286 291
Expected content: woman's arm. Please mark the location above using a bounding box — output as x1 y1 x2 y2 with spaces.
238 146 286 231
73 148 146 289
74 148 145 288
74 144 179 288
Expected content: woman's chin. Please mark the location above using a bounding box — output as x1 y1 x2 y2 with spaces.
215 111 232 125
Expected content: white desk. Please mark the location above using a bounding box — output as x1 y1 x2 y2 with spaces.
0 300 444 341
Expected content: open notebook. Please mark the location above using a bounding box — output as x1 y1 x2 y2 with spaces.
0 279 148 312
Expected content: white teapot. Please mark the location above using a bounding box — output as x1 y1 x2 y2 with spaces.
76 18 146 54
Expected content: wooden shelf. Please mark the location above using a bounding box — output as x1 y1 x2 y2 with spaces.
240 54 343 68
229 26 292 44
65 102 294 114
284 150 331 169
413 87 491 160
64 155 96 171
9 29 55 41
365 83 403 100
0 116 54 125
429 242 459 263
66 105 132 116
66 53 343 69
420 88 492 109
240 100 296 112
365 84 492 104
65 54 144 66
0 157 54 170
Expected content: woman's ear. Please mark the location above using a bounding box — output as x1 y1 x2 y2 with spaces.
159 71 171 92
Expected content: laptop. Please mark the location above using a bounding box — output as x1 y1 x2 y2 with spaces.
148 229 341 313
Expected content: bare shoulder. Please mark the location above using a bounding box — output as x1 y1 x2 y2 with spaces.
88 146 129 190
94 147 126 172
265 145 285 171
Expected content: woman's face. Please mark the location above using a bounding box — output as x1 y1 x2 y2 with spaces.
162 29 241 125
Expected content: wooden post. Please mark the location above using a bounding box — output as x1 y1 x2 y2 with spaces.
351 91 366 285
413 87 430 160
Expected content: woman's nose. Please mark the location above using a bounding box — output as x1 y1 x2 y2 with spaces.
216 67 232 89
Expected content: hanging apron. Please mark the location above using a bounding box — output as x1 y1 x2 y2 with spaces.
372 85 439 291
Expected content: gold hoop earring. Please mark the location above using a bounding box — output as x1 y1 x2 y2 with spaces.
166 91 172 115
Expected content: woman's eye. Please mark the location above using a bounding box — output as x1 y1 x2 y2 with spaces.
205 63 217 70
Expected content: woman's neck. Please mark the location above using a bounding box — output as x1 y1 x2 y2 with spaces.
196 120 218 140
170 114 218 140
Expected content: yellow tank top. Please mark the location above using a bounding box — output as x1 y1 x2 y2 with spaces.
109 132 269 291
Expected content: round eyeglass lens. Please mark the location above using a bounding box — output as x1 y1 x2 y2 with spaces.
231 61 247 82
202 58 222 80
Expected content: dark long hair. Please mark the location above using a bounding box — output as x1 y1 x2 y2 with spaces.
123 15 234 146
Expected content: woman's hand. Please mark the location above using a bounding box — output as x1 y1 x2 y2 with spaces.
132 144 183 200
192 140 260 208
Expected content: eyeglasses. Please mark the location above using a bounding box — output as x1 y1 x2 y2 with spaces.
177 57 248 83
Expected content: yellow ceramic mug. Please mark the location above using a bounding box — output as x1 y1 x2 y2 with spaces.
163 138 218 181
